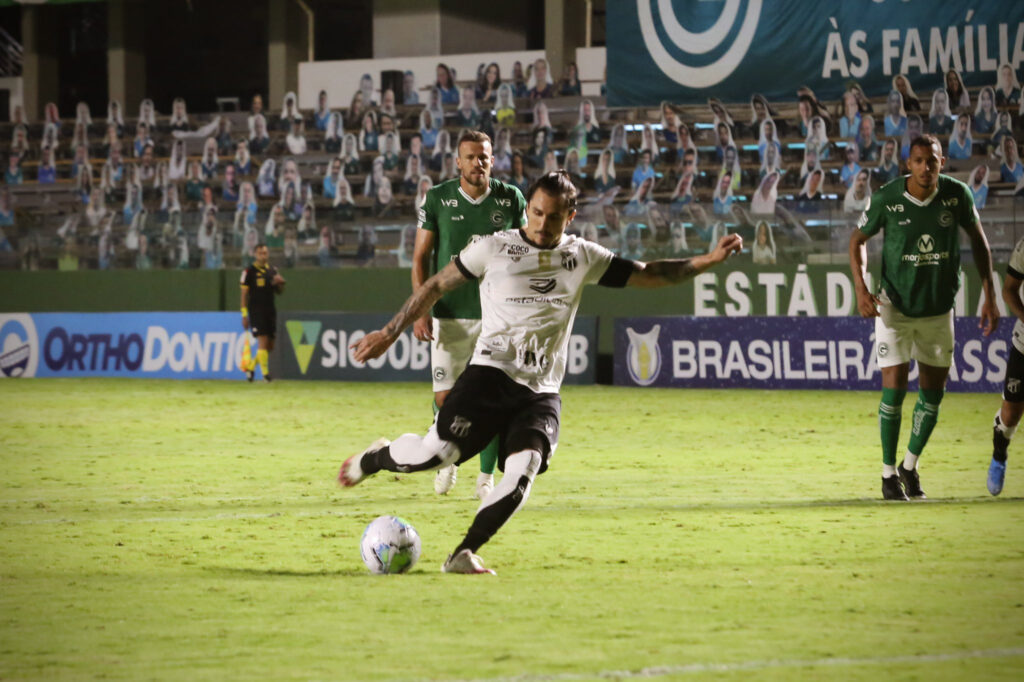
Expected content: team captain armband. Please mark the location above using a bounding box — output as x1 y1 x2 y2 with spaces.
453 255 477 280
597 256 635 288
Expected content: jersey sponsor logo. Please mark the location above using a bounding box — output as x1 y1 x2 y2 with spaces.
561 251 578 271
625 325 662 386
898 219 911 225
504 295 569 307
529 278 557 294
0 314 39 378
886 204 905 213
494 198 512 207
417 207 426 223
489 210 505 226
451 215 465 221
902 232 949 266
520 348 550 370
285 320 322 375
938 210 954 227
440 199 458 207
941 197 959 207
502 242 530 259
449 415 472 438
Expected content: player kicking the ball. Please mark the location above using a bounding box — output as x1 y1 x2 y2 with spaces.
850 134 998 501
340 171 742 574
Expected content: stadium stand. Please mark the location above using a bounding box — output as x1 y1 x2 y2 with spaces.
1 67 1022 272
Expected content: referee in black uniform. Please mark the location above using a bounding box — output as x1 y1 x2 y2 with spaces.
240 243 285 382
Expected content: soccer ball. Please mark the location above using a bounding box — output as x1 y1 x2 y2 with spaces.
359 515 421 574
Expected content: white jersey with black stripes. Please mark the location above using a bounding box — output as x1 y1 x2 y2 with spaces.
455 229 617 393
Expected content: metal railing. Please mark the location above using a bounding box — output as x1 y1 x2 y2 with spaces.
0 26 23 78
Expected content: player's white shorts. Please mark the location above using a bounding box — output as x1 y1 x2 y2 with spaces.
874 298 954 369
430 317 481 392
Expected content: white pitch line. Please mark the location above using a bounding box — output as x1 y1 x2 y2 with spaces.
436 647 1024 682
2 493 1022 527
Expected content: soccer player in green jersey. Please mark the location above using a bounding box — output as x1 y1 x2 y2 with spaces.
411 130 527 499
850 134 999 501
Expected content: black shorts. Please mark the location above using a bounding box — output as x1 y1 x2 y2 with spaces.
436 365 561 475
250 309 276 339
1004 345 1024 403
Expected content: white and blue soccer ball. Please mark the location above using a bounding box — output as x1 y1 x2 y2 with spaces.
359 515 421 574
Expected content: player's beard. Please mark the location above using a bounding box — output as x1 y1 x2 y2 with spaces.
462 167 489 189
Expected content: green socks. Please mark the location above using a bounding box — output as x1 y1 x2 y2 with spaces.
879 388 907 466
479 437 499 475
907 388 944 457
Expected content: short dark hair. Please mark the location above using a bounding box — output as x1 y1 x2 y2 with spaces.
255 242 268 250
457 130 492 151
909 133 942 155
526 170 578 211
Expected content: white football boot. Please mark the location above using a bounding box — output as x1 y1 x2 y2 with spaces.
441 548 496 575
475 472 495 500
434 464 457 495
338 438 390 487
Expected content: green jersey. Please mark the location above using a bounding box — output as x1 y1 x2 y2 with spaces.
417 177 527 319
857 174 979 317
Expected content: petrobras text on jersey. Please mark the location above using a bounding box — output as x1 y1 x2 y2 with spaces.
273 312 598 384
614 316 1009 392
0 312 250 379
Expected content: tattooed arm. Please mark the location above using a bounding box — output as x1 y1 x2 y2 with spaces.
626 233 743 288
351 261 469 362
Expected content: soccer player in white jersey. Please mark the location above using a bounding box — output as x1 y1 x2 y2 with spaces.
989 236 1024 495
339 171 742 574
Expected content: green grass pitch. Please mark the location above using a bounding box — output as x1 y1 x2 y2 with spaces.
1 378 1023 681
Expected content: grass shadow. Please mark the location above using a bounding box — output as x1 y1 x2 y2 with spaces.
202 565 431 578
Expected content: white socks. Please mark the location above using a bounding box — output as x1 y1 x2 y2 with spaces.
388 425 460 471
903 452 919 471
996 411 1018 440
476 449 541 515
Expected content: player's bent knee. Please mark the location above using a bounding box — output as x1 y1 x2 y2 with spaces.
422 426 461 468
505 449 542 481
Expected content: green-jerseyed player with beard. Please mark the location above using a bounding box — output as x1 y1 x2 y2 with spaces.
411 130 527 499
850 133 999 501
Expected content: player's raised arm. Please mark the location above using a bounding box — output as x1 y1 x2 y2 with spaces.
963 217 999 336
625 233 742 288
352 261 469 362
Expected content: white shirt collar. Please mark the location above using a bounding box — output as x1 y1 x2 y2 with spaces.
458 183 491 205
903 180 939 207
